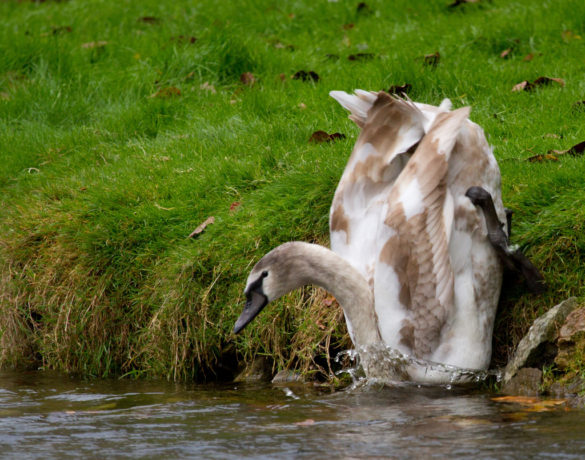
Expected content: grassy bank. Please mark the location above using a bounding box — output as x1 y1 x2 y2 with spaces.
1 0 584 381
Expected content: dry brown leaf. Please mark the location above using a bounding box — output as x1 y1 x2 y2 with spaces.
527 153 559 162
522 53 534 62
500 48 512 59
309 131 346 143
423 52 440 67
512 77 565 92
323 296 336 307
81 41 108 49
229 202 241 212
171 35 197 45
189 216 215 238
356 2 372 14
278 73 286 82
448 0 480 7
492 396 568 412
292 70 320 82
343 23 354 30
240 72 256 86
348 53 375 61
533 76 565 87
562 30 582 42
150 86 181 98
139 16 160 25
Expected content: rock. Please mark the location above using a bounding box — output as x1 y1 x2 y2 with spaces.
503 297 578 384
548 376 585 398
233 357 272 383
501 367 543 396
555 307 585 370
271 369 305 384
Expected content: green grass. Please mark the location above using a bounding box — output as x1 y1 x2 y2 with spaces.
1 0 584 380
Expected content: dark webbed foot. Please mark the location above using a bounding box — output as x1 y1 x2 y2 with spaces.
465 186 546 294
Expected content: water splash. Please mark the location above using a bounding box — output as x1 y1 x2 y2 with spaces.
335 344 502 388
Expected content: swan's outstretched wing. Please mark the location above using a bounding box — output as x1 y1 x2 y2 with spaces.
374 107 470 358
329 91 428 283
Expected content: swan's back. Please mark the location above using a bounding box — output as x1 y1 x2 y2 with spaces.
329 92 426 284
374 107 469 359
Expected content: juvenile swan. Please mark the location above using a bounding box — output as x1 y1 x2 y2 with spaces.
234 107 478 383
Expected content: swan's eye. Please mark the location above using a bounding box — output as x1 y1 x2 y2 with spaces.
261 270 268 278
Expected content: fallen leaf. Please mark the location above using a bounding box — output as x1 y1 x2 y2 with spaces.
448 0 480 7
309 131 346 143
295 419 315 426
189 216 215 238
523 53 534 62
387 83 412 95
533 76 565 87
229 202 241 212
150 86 181 98
500 48 512 59
200 82 216 94
139 16 160 24
423 52 440 67
512 76 564 92
240 72 256 86
562 30 582 42
52 25 72 35
323 296 336 307
171 35 197 44
356 2 372 14
81 41 108 49
512 80 532 92
492 396 568 412
343 23 354 30
292 70 320 82
527 153 559 162
348 53 375 61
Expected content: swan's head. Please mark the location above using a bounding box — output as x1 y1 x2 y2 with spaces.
233 243 309 334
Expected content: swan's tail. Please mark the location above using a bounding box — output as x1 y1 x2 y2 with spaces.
329 89 377 127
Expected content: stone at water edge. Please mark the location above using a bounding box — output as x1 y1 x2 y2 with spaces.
501 367 543 396
503 297 579 384
555 306 585 370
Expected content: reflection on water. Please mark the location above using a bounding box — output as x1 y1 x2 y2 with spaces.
1 370 584 459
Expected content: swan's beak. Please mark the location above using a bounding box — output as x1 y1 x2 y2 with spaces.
233 290 268 334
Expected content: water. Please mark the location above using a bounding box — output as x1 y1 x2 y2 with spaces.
1 370 585 459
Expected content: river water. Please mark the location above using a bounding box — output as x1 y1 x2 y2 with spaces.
1 370 584 459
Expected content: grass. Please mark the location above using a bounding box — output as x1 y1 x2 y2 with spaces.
1 0 585 381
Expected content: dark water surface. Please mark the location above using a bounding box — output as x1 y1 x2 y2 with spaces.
1 370 584 459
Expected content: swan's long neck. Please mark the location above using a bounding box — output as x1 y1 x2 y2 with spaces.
266 242 381 346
